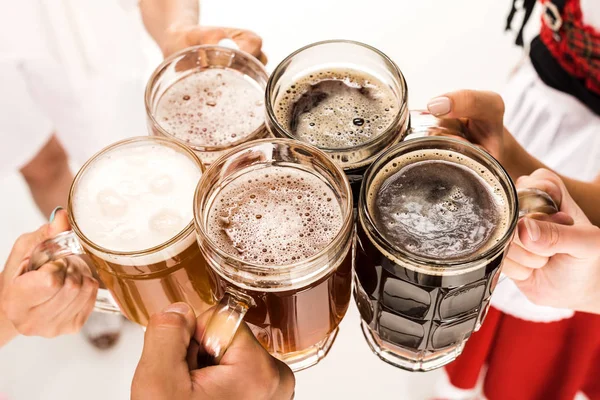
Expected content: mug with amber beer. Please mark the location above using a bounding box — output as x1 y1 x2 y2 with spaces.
354 135 558 371
145 45 270 166
27 137 219 326
194 138 354 371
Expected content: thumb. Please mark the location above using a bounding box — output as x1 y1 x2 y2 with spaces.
518 217 600 259
138 303 197 376
427 90 505 122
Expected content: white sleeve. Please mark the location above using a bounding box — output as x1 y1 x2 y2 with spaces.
0 56 54 175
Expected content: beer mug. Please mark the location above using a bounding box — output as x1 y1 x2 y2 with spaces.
26 137 219 326
265 40 410 202
193 138 354 371
354 135 558 371
145 45 270 166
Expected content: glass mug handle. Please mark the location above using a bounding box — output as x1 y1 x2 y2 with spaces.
26 231 121 314
495 188 559 287
200 288 256 363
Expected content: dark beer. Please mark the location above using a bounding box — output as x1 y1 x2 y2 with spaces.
265 41 410 202
355 139 517 371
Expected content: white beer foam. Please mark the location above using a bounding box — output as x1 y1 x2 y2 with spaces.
72 141 201 265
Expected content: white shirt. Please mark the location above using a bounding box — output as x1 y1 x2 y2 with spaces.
0 0 161 174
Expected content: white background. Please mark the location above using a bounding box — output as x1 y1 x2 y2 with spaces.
0 0 541 398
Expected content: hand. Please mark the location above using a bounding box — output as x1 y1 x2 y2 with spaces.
503 169 600 314
0 209 98 337
132 303 295 400
162 26 267 63
426 90 506 162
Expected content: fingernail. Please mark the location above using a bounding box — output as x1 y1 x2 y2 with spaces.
524 218 540 241
427 96 452 116
164 303 191 315
49 207 63 222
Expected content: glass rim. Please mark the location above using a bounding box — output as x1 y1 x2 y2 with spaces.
68 136 205 257
193 137 354 275
359 136 519 271
265 39 409 153
144 44 270 152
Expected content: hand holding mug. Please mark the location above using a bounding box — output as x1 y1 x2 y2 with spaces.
504 169 600 314
0 209 98 337
426 90 507 162
131 303 295 400
162 26 267 63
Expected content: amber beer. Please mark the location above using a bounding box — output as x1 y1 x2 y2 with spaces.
194 139 354 371
28 137 219 326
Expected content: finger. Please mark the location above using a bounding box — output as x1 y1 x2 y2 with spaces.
224 28 263 58
257 51 268 65
506 242 549 269
518 217 600 258
53 273 99 334
502 258 534 281
187 27 227 45
71 276 100 331
427 90 505 122
526 169 588 224
271 358 295 400
9 261 67 307
41 260 84 319
138 303 197 377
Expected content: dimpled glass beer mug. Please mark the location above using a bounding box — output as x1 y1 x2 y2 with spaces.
145 45 270 166
265 40 410 201
354 135 558 371
26 137 220 326
194 138 354 371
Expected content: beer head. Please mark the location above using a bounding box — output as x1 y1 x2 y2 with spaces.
266 40 409 171
194 138 354 291
360 137 519 274
146 45 269 165
70 137 202 264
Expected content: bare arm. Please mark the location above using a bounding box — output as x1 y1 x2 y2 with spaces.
19 134 72 218
138 0 265 61
138 0 199 56
503 131 600 226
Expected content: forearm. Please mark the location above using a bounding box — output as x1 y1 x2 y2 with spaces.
504 131 600 226
20 135 72 218
0 274 18 347
139 0 199 54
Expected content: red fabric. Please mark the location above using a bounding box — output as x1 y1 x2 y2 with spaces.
540 0 600 95
444 306 600 400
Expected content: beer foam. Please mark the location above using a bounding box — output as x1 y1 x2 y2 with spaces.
72 141 201 256
207 166 343 265
368 149 510 261
274 68 398 149
155 68 264 148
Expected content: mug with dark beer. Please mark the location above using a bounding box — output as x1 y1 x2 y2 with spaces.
354 134 558 371
265 40 410 201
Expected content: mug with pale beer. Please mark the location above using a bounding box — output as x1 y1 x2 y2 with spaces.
354 134 558 371
26 137 219 326
145 45 270 166
265 40 410 201
194 138 354 371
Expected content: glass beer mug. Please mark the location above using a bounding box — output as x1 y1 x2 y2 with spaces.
353 134 558 371
26 137 219 326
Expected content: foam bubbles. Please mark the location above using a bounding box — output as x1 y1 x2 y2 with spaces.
155 69 264 148
207 166 343 265
274 68 398 149
369 151 510 260
73 141 201 252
